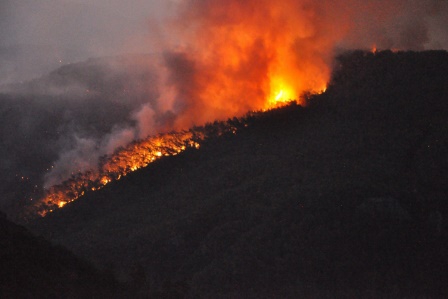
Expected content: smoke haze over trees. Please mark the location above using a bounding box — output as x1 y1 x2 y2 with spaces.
1 0 447 85
1 0 448 217
1 1 448 297
29 50 448 297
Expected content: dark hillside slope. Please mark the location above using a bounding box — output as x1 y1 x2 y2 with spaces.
30 51 448 298
0 212 124 297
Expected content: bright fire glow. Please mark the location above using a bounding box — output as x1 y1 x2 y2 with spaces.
163 0 335 130
26 0 435 218
275 90 284 101
267 77 298 107
34 123 243 216
32 0 347 216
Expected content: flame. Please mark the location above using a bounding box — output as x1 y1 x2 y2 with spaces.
268 77 297 107
275 90 284 101
32 1 353 216
34 121 244 216
161 0 337 131
26 0 442 218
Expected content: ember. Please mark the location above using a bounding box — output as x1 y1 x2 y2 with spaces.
35 121 244 216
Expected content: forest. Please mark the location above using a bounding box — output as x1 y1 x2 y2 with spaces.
1 50 447 297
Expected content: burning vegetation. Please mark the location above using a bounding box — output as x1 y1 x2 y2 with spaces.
161 0 332 131
34 117 249 216
23 0 448 217
28 1 336 218
31 0 339 217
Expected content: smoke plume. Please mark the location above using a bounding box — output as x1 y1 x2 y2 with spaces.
155 0 448 128
2 0 447 191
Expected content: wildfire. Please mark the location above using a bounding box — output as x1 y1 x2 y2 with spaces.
20 0 437 219
32 1 343 217
161 0 335 131
275 90 284 101
58 201 67 208
34 121 244 216
267 77 297 108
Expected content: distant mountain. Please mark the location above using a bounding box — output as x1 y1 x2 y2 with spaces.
0 44 90 86
26 50 448 297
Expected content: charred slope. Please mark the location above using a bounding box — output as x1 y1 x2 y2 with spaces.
0 211 127 297
30 50 448 298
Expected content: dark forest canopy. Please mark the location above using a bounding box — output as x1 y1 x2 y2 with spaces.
0 51 448 298
18 50 448 298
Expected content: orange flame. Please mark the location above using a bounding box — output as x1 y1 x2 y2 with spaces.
160 0 336 131
33 0 429 217
35 121 244 216
33 1 364 216
33 1 339 216
28 0 444 217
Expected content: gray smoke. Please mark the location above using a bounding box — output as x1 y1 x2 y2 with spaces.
1 0 448 194
0 0 173 85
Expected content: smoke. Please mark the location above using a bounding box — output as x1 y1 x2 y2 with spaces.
157 0 448 129
2 0 448 191
0 0 172 85
2 0 447 86
43 127 136 188
335 0 448 50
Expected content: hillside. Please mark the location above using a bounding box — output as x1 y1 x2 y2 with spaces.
29 50 448 298
0 211 128 297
